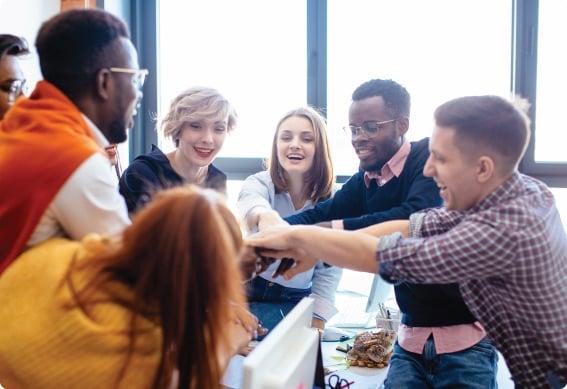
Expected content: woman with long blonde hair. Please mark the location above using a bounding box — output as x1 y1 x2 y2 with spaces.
0 186 253 388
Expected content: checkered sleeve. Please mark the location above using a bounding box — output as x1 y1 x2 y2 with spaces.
379 218 518 284
410 207 466 238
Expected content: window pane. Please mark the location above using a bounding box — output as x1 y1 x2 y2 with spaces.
328 0 512 176
534 1 567 163
158 1 306 157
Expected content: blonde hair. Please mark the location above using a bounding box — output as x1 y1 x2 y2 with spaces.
161 87 237 146
268 106 334 203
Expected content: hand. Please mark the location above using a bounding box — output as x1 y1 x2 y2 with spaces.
247 225 319 280
231 320 253 356
232 303 258 334
232 303 268 337
258 210 288 232
237 245 277 281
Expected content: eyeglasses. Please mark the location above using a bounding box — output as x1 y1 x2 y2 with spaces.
0 79 28 102
109 67 149 90
326 373 354 389
343 118 399 137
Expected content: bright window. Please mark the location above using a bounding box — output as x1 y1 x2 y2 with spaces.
158 1 307 157
327 0 512 175
534 0 567 163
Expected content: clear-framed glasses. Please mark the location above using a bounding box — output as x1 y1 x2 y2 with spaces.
0 79 28 102
343 118 399 137
109 67 149 90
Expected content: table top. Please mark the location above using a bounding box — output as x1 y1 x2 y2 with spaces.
321 334 388 389
221 333 387 389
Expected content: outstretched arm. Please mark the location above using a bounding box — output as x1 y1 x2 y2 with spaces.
237 173 288 232
247 225 379 279
358 220 410 238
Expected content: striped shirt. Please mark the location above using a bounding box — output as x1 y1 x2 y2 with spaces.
378 172 567 388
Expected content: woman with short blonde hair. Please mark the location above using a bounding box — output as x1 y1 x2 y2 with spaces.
120 87 237 213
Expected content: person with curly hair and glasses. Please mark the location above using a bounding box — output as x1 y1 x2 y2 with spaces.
0 34 29 119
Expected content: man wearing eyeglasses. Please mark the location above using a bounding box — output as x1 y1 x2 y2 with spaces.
0 9 146 273
0 34 29 120
283 79 498 388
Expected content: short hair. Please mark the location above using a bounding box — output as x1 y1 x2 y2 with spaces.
35 9 130 99
160 86 237 147
268 106 335 203
434 95 531 173
352 78 411 119
0 34 29 59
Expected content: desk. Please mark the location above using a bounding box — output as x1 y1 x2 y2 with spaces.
321 340 387 389
221 337 386 389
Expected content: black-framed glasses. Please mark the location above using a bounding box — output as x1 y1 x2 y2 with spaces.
326 373 354 389
0 79 27 102
109 67 149 90
343 118 399 137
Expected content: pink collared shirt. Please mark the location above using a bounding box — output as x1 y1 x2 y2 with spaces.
398 322 487 354
331 141 411 230
363 140 411 188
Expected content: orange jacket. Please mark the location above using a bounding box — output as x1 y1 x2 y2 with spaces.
0 81 100 273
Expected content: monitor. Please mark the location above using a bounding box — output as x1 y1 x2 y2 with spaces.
365 274 394 313
242 297 320 389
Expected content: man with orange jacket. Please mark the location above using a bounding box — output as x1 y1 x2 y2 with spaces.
0 9 147 273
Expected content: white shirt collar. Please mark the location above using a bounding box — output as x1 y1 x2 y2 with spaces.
81 114 109 148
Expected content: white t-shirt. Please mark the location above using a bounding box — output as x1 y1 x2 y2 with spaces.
26 115 130 247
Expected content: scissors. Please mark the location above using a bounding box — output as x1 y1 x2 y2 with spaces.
326 373 354 389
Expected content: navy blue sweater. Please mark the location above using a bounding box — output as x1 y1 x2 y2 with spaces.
286 138 476 327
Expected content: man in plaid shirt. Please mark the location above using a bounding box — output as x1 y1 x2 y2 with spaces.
249 95 567 388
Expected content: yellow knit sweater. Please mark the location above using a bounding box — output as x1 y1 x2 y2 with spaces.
0 236 162 388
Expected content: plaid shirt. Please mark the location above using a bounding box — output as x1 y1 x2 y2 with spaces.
379 172 567 388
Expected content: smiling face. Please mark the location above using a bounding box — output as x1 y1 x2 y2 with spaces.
349 96 406 172
423 126 486 211
276 115 316 177
177 116 228 168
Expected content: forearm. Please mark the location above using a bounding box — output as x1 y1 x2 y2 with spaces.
292 226 379 273
245 206 268 231
358 220 409 238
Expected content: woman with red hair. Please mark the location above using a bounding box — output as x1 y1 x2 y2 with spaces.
0 186 254 388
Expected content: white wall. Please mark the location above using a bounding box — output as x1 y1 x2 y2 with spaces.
0 0 60 86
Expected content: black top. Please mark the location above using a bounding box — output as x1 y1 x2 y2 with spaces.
286 138 441 229
119 144 227 213
286 138 477 327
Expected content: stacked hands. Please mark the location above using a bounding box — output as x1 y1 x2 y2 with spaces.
236 221 315 352
239 222 317 283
